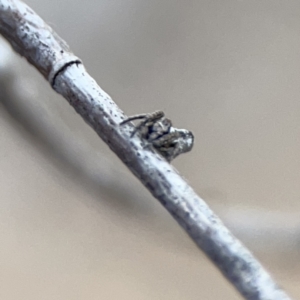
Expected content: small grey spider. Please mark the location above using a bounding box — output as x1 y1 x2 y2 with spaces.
120 110 194 162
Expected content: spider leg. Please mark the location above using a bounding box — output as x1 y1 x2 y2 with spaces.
152 131 179 148
119 114 148 125
143 128 176 150
120 110 164 125
147 110 165 120
156 145 176 162
130 118 151 137
130 110 165 137
158 143 183 162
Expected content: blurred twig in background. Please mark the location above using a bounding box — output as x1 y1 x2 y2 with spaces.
0 1 293 299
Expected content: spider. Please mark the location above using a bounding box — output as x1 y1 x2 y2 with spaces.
120 110 194 162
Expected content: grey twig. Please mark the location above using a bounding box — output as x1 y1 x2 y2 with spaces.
0 1 292 299
2 39 299 252
0 37 152 214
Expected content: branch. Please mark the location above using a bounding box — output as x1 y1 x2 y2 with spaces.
2 38 299 253
0 1 292 299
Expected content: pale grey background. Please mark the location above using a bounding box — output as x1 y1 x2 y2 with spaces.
1 1 300 299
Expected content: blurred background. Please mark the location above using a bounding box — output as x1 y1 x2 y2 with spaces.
1 0 300 299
